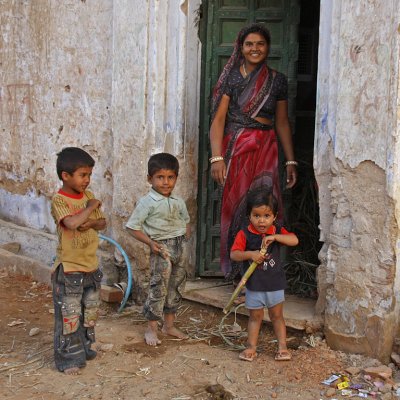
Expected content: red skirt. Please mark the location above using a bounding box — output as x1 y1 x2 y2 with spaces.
220 127 281 276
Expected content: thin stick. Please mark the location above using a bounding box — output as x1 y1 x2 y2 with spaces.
26 346 52 360
223 248 267 314
0 358 42 373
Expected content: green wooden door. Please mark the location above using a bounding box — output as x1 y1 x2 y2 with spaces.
197 0 300 276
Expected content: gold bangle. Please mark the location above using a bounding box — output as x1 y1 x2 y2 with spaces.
209 156 224 164
285 160 298 167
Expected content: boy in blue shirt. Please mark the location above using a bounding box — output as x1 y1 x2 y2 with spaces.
126 153 190 346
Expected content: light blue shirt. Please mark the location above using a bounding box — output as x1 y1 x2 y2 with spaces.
126 188 190 240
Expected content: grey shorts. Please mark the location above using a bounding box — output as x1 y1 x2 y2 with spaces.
245 289 285 309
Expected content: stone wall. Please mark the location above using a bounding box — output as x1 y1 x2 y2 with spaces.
0 1 201 299
315 0 400 362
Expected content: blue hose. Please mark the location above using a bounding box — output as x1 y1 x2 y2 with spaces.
99 234 132 312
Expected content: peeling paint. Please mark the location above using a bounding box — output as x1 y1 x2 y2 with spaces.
316 0 400 361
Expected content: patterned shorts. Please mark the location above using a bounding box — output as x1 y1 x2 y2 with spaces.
143 236 187 321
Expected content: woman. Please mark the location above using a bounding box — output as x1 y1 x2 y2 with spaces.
209 23 297 279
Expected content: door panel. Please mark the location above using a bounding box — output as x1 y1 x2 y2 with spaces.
197 0 299 276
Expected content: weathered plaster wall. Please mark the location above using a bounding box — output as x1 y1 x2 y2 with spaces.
0 0 114 231
0 0 201 300
315 0 400 361
110 0 201 301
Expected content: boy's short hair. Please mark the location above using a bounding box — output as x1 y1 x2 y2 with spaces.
148 153 179 177
56 147 95 180
246 189 278 216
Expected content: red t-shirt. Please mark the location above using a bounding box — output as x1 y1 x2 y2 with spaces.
230 224 294 292
231 224 291 251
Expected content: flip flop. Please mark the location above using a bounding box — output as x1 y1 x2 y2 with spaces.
274 350 291 361
239 349 257 362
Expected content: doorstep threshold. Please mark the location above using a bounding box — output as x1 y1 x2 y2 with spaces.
183 278 322 332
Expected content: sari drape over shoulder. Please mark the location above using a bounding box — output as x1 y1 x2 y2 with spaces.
211 41 282 277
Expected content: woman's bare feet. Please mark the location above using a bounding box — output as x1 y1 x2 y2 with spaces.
161 325 189 340
64 367 81 375
145 322 161 346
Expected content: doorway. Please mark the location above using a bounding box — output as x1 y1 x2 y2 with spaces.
196 0 320 298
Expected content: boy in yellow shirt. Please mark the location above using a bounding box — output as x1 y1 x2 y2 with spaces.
51 147 106 374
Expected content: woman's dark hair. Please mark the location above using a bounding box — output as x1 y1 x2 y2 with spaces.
56 147 95 180
148 153 179 177
237 23 271 48
246 189 278 217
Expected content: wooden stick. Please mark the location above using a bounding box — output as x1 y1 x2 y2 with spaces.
223 247 267 314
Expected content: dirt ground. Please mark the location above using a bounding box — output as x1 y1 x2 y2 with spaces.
0 269 398 400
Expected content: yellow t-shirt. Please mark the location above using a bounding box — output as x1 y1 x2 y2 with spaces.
51 190 105 273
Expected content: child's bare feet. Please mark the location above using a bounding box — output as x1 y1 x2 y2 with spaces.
161 325 189 340
145 324 161 346
64 367 81 375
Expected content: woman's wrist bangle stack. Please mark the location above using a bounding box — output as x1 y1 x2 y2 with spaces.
285 160 298 167
209 156 224 164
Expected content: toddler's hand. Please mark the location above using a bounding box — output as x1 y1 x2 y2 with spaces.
250 250 266 264
262 235 276 249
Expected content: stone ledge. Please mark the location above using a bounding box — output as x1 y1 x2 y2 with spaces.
0 219 114 276
0 219 57 266
0 248 52 285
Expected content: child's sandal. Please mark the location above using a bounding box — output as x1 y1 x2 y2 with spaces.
274 350 291 361
239 348 257 362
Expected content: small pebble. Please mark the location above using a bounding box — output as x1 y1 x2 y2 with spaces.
29 327 40 336
100 343 114 352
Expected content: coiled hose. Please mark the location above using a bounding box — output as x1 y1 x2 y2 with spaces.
99 234 132 312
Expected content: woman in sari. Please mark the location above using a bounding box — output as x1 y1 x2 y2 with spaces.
210 23 297 280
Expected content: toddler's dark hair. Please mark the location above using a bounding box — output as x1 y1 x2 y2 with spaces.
238 23 271 48
56 147 95 180
148 153 179 177
246 189 278 217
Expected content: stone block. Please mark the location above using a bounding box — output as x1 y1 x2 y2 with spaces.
100 285 123 303
363 365 393 381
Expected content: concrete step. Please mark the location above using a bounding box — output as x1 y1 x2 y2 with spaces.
183 279 322 332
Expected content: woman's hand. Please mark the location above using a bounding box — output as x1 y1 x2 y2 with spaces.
285 165 297 189
210 160 227 186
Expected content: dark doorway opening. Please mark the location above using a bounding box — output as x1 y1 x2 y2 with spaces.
285 0 321 298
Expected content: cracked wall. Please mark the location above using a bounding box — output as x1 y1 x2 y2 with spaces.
315 0 400 361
